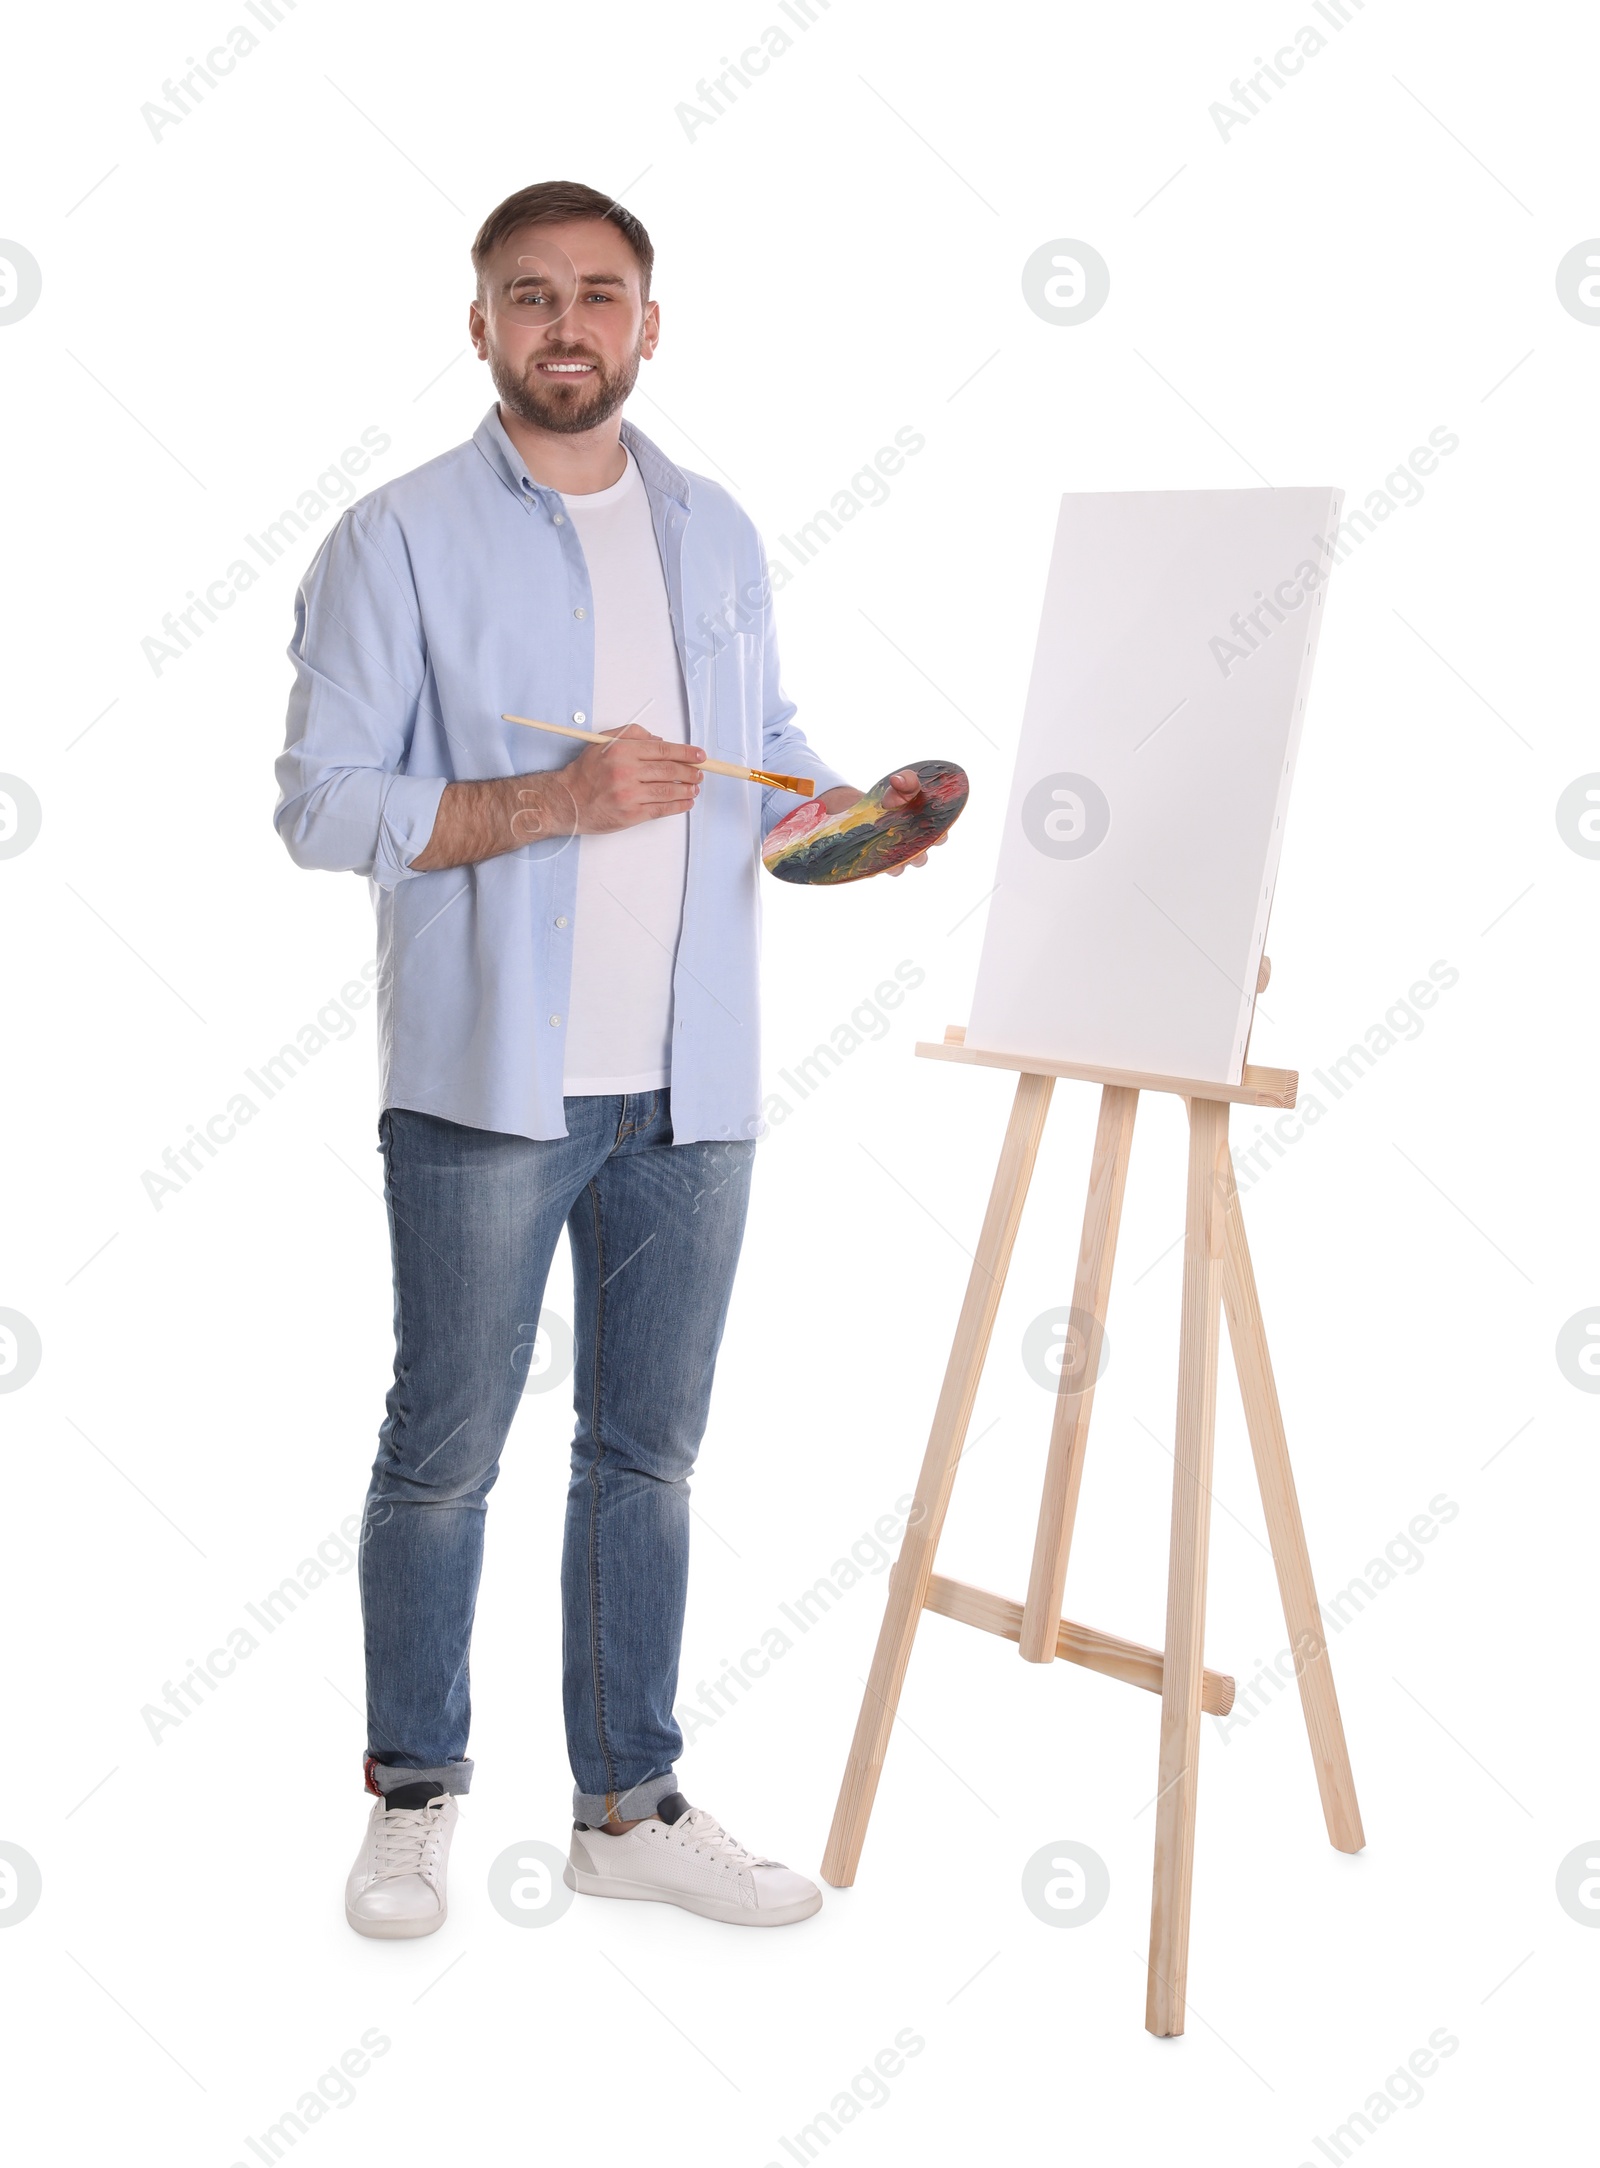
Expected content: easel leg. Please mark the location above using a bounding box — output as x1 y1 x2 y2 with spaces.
1220 1160 1365 1853
1147 1096 1228 2037
821 1070 1055 1887
1019 1084 1139 1661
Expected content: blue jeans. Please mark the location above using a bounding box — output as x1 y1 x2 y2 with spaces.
359 1093 755 1824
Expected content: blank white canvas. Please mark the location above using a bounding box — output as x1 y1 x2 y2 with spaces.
966 486 1342 1084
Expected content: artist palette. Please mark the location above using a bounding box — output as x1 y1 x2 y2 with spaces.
762 760 969 885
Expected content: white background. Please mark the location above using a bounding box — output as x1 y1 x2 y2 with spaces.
2 2 1595 2161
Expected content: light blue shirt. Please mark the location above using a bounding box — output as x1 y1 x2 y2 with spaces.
274 405 849 1144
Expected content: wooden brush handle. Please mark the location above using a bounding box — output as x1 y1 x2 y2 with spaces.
500 712 812 797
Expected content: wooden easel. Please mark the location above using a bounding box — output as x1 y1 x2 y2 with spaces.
820 1011 1364 2037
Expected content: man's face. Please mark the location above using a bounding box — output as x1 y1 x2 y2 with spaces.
470 218 658 436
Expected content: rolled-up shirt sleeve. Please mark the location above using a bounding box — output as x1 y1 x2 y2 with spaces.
274 503 448 888
751 540 851 842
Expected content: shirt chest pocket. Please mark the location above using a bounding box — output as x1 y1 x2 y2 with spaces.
687 623 762 765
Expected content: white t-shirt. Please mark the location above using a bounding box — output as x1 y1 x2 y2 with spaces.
557 448 691 1095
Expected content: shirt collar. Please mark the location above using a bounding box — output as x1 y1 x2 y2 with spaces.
471 403 691 509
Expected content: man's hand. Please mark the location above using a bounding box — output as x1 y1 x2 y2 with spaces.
411 725 705 873
561 723 707 835
816 768 946 876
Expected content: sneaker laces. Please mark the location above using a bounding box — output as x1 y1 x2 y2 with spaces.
669 1806 778 1870
373 1796 449 1881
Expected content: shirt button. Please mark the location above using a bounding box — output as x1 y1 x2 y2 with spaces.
574 607 586 620
553 512 566 524
573 711 586 724
555 916 568 928
549 1014 562 1027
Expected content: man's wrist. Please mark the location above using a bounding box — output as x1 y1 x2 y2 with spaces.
509 769 573 844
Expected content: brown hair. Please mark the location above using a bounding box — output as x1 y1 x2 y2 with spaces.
470 181 654 301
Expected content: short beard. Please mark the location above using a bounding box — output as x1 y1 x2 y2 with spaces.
488 339 642 437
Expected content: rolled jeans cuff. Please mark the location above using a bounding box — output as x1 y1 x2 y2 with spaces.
365 1753 474 1798
572 1768 679 1828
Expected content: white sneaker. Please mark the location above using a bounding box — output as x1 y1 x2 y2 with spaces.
564 1794 821 1927
344 1789 457 1939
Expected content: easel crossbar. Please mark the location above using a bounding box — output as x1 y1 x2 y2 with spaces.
923 1572 1235 1715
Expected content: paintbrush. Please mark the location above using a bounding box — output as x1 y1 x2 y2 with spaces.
501 713 813 797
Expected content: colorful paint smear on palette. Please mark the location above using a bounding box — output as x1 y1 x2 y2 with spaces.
762 761 970 885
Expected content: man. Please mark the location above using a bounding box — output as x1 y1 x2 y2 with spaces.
273 179 942 1940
